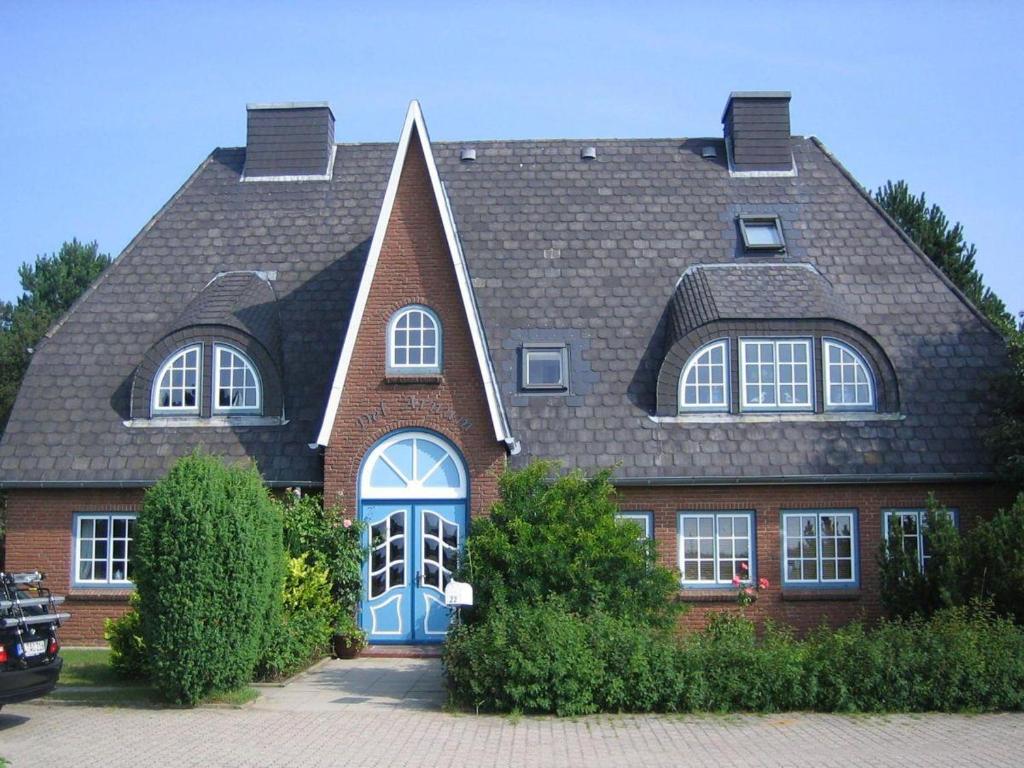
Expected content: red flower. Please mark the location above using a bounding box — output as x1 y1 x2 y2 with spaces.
744 587 755 596
758 577 770 590
731 575 741 587
739 562 748 572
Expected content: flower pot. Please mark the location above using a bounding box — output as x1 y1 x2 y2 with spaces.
333 634 363 659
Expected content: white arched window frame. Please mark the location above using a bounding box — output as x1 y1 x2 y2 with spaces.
213 344 262 413
152 345 201 415
678 339 730 412
360 431 467 500
387 305 442 374
823 339 875 411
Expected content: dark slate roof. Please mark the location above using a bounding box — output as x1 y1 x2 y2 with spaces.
668 263 852 345
167 271 282 360
0 133 1006 486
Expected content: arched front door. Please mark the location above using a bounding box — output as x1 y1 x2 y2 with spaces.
358 431 467 644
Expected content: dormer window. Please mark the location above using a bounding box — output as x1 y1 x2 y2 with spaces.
214 344 261 413
522 345 568 391
679 340 729 412
739 338 813 411
823 339 874 410
738 216 785 252
388 305 442 375
153 345 201 414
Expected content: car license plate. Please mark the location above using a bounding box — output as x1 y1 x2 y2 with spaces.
23 640 46 657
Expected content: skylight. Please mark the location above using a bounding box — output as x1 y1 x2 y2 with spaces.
738 216 785 251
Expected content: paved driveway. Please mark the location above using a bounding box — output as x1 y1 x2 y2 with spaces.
2 658 1023 767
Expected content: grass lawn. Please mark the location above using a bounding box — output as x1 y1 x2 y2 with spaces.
49 648 257 708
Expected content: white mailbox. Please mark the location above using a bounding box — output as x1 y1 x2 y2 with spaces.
444 580 473 607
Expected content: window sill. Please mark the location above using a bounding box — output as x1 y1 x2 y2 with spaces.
677 589 738 603
123 415 288 428
651 412 903 425
384 374 443 385
67 589 135 602
781 588 860 602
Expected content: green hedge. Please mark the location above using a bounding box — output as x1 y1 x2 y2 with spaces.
134 452 284 705
444 601 1024 715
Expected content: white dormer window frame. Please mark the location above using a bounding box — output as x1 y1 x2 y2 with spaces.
822 338 875 411
679 339 730 413
212 343 262 414
738 215 786 252
739 337 814 412
152 344 202 415
387 305 442 375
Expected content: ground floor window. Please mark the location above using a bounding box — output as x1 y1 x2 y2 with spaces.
883 508 958 571
615 511 653 539
678 511 754 586
73 512 137 586
782 510 857 586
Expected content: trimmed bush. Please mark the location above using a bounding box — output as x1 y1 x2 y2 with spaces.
445 601 1024 715
134 452 284 705
459 462 681 630
965 494 1024 623
257 556 337 680
104 594 146 680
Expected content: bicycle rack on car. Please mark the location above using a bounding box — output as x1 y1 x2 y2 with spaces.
0 572 71 640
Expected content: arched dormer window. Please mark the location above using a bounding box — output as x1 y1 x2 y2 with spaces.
679 340 729 412
823 339 875 411
213 344 262 413
387 305 442 375
152 345 201 414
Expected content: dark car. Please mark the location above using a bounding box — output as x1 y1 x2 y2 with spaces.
0 571 68 710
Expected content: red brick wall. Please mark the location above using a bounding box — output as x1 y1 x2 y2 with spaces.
5 488 142 645
615 481 1016 634
323 127 506 519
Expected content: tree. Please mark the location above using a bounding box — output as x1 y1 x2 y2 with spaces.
987 316 1024 489
0 239 110 431
874 181 1014 334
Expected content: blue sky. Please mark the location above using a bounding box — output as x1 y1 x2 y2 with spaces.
2 1 1022 314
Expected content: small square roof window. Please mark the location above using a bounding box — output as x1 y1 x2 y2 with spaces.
738 216 785 252
521 345 569 391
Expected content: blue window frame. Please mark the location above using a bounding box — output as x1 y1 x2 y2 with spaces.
72 512 137 587
883 508 959 571
781 509 858 587
678 510 756 587
616 511 653 539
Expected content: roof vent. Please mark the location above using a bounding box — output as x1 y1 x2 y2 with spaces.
460 148 477 162
580 146 597 160
722 91 793 173
701 145 718 159
243 102 335 180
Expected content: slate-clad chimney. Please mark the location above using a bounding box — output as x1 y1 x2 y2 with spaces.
721 91 792 173
243 102 335 179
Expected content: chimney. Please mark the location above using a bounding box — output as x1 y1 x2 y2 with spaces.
721 91 792 173
243 102 335 179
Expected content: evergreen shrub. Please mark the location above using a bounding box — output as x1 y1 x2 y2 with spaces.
134 452 283 705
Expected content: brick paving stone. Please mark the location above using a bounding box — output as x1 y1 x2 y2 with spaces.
1 658 1022 767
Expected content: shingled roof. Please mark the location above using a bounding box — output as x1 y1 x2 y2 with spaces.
0 121 1006 486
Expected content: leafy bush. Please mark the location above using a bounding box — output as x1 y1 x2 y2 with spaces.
279 492 364 617
965 494 1024 623
445 601 1024 714
459 461 681 630
257 556 337 680
879 495 965 618
134 452 284 705
104 594 146 680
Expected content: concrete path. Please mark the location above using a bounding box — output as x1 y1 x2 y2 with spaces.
2 657 1023 767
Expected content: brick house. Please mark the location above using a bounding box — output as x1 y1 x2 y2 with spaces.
0 93 1012 644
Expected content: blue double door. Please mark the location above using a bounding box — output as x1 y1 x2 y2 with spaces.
360 501 466 643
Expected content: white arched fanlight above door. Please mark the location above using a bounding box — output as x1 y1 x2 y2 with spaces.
360 431 467 500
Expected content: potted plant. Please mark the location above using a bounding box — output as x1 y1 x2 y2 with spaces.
332 612 368 659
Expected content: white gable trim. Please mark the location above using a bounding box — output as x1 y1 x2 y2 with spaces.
316 101 516 451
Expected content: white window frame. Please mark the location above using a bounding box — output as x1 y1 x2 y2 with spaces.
823 338 875 411
152 344 202 415
781 510 858 586
360 431 467 500
521 345 569 391
387 305 442 374
738 215 785 251
616 511 653 539
678 339 730 413
212 343 262 414
883 508 958 572
739 337 814 412
72 512 137 587
678 511 755 587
